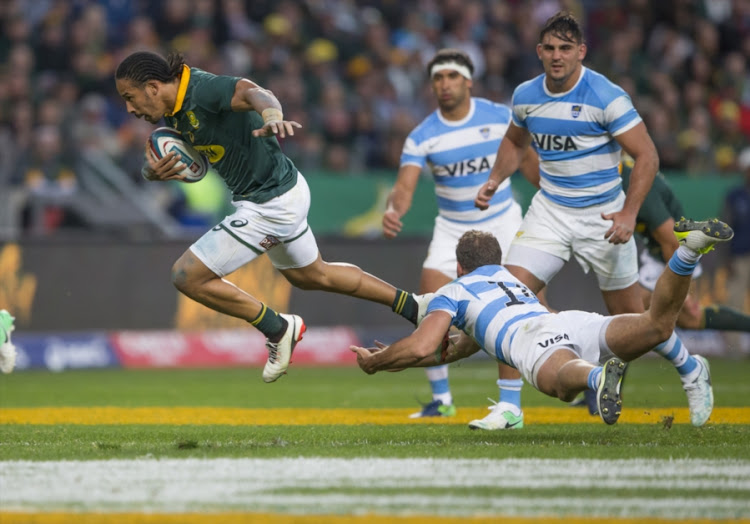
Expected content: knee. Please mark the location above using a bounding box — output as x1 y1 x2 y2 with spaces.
171 256 205 296
556 387 578 403
676 316 701 330
676 310 702 330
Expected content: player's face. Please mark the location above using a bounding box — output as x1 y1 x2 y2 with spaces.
537 33 586 92
116 79 167 124
431 69 472 113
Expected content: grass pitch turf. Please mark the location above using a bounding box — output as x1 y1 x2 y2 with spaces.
1 358 749 521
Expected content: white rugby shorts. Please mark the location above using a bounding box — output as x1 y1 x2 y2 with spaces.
504 191 638 291
638 249 702 292
423 202 523 278
501 311 613 389
190 172 319 276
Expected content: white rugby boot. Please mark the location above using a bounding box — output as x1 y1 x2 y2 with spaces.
469 400 524 430
262 314 306 383
682 355 713 427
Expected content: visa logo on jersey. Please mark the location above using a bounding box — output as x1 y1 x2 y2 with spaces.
444 156 492 175
532 133 578 151
537 333 570 348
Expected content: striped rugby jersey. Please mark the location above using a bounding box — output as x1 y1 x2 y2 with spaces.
512 67 642 208
427 265 549 364
400 98 519 224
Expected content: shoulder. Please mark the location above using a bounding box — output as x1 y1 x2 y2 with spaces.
511 74 546 104
579 68 629 106
474 97 512 120
407 110 444 144
190 68 239 90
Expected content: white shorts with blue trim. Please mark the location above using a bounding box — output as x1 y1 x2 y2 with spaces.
500 311 613 389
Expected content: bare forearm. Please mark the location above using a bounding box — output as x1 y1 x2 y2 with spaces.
409 333 479 368
489 123 532 185
386 189 412 217
365 339 433 372
243 87 282 113
519 147 540 189
489 144 525 186
623 157 658 216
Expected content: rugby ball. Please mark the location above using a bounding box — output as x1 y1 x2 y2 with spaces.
148 127 209 183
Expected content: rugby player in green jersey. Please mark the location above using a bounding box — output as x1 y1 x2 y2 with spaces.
621 155 750 334
115 51 420 383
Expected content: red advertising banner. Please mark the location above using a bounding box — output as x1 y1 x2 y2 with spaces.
111 327 361 368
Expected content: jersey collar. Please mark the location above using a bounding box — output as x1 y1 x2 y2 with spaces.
165 64 191 116
543 66 586 98
437 98 475 127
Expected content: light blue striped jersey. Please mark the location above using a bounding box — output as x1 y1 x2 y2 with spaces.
400 97 518 224
427 265 549 363
512 67 642 208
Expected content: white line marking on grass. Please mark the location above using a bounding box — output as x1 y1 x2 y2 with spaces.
2 458 749 519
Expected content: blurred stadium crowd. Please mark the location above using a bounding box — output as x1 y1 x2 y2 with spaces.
0 0 748 238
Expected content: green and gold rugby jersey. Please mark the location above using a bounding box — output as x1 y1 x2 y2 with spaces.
621 157 684 261
164 65 297 204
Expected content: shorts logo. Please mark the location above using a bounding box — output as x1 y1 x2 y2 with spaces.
571 105 582 118
538 333 570 348
259 235 281 250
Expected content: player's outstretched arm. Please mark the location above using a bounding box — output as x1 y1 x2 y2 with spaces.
351 312 462 373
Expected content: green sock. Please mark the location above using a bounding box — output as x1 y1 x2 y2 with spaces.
250 304 287 342
703 305 750 332
392 289 418 324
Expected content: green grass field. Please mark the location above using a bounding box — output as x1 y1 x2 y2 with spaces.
2 357 750 522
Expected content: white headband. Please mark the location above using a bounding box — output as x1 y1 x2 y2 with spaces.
430 62 472 80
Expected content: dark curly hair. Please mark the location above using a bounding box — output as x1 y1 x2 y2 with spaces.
115 51 185 85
